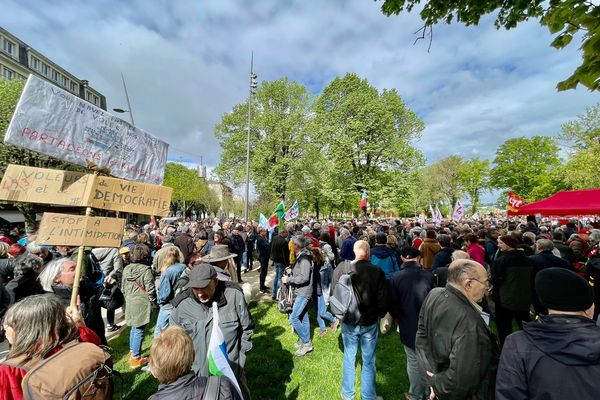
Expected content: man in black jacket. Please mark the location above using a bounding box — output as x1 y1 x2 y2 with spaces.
529 239 572 315
256 228 270 293
340 240 389 400
491 235 533 347
270 230 289 300
390 247 432 400
416 259 499 400
228 226 246 282
496 268 600 400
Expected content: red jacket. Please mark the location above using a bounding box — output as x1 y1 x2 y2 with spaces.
0 326 100 400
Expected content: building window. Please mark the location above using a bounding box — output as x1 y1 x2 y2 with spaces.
51 70 59 81
3 39 14 56
70 81 78 92
41 63 48 76
3 67 14 79
30 56 40 70
61 75 67 86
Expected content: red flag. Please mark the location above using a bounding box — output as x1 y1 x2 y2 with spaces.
507 192 526 213
268 214 279 229
358 190 367 210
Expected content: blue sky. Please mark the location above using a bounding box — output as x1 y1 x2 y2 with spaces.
2 0 598 194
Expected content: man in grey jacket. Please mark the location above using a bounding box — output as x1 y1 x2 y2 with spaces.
282 236 313 356
169 264 253 399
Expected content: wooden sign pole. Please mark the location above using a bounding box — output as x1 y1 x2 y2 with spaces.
70 205 92 308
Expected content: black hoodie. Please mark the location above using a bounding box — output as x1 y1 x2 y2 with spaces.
496 314 600 400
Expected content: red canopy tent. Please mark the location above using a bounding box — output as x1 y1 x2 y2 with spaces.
508 189 600 216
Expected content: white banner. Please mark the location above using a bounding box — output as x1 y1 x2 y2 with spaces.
5 75 168 184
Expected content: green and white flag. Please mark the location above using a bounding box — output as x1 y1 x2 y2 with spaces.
207 302 242 396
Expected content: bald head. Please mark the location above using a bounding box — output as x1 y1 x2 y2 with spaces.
354 240 370 261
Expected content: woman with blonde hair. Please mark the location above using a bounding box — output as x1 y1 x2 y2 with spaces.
153 247 187 337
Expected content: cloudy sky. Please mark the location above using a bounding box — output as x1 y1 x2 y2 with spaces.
2 0 598 183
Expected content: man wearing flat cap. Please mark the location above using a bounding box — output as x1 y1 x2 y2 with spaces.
169 263 253 399
496 268 600 400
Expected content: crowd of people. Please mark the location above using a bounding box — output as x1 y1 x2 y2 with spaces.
0 215 599 399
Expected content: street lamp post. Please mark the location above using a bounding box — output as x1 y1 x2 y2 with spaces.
113 72 135 126
244 52 258 221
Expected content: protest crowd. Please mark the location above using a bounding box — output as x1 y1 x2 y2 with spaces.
1 213 600 400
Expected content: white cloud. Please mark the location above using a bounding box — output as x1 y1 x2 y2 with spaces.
1 0 598 177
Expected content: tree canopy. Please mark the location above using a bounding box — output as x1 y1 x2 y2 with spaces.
377 0 600 91
490 136 561 201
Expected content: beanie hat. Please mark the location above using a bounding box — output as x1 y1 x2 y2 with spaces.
499 235 518 249
536 268 593 312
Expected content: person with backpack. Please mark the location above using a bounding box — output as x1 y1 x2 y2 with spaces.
0 294 106 400
122 244 156 368
148 326 241 400
310 247 339 336
282 236 314 357
336 240 389 400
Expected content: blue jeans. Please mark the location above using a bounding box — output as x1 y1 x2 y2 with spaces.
315 294 336 331
290 296 310 344
341 322 378 400
272 262 285 298
129 324 146 358
153 305 172 337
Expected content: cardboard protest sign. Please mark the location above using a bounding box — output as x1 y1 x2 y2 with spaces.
89 175 172 216
0 165 173 216
37 213 125 247
0 164 91 206
4 75 168 184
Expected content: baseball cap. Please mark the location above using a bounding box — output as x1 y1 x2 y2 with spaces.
188 264 217 288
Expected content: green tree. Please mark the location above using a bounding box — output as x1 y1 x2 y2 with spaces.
163 162 213 217
215 78 313 200
0 79 85 229
377 0 600 91
420 155 464 208
490 136 561 201
459 157 490 213
313 73 424 212
557 102 600 189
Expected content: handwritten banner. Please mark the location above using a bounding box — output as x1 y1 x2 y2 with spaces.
0 164 172 216
37 213 125 247
4 75 168 184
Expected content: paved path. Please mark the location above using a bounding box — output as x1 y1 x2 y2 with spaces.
0 262 276 360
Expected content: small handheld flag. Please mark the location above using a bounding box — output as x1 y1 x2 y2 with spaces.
453 200 464 222
284 201 300 221
207 302 243 396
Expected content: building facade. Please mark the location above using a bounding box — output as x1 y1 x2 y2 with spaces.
0 27 106 110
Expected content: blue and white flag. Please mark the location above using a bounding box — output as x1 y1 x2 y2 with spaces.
259 213 269 230
284 200 300 221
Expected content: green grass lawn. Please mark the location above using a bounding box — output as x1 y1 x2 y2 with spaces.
111 301 409 399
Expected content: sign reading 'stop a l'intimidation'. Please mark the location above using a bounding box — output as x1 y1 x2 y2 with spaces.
4 75 169 184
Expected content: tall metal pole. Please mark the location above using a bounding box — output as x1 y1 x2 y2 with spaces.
244 52 254 221
121 72 135 125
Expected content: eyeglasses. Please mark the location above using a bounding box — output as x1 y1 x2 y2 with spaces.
468 277 492 290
